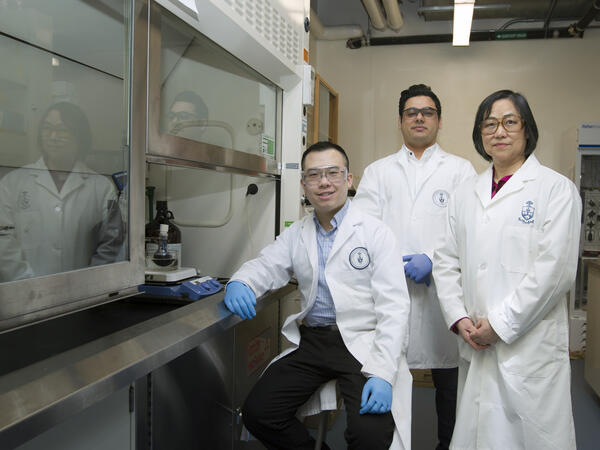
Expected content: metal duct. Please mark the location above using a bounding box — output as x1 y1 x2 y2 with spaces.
310 8 364 40
362 0 387 30
418 0 597 21
382 0 404 30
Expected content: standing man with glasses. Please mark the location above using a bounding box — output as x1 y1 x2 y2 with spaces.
224 141 413 450
353 84 476 450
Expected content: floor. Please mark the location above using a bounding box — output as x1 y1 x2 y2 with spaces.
314 359 600 449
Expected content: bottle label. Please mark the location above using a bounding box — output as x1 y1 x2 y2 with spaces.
145 243 181 271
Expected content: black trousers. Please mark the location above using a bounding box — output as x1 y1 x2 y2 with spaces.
242 326 395 450
431 367 458 450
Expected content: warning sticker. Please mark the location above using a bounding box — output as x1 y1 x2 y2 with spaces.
246 329 272 376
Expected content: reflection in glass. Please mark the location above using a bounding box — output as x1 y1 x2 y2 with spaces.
0 103 124 282
166 90 209 136
159 11 277 156
0 0 130 285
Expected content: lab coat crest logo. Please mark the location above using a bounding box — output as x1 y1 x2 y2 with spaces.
432 190 449 208
349 247 370 270
519 200 535 224
18 191 31 210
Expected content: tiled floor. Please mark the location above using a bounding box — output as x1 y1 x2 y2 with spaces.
318 359 600 449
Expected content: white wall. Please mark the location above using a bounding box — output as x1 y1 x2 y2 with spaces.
146 163 276 278
315 30 600 181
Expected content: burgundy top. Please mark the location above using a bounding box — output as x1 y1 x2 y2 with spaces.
491 169 513 198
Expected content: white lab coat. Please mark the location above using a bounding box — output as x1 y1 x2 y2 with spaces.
0 158 122 281
231 203 413 450
433 155 580 450
353 144 476 368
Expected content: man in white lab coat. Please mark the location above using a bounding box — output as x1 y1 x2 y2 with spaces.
224 141 412 450
433 90 580 450
353 84 476 449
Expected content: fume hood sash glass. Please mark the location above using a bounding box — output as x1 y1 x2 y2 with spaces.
148 3 281 176
0 0 143 332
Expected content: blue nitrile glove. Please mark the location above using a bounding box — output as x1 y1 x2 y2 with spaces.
402 253 432 286
360 377 392 414
224 281 257 320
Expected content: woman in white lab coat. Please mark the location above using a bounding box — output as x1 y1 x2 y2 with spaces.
433 90 580 450
0 102 123 281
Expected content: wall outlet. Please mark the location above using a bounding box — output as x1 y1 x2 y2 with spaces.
246 118 264 135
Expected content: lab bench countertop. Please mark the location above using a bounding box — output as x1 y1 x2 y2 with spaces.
0 284 294 450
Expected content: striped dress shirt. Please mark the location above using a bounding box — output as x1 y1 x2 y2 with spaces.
303 200 350 327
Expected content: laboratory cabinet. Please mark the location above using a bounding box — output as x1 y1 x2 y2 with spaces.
0 287 290 450
149 300 279 450
571 125 600 352
574 146 600 311
14 387 134 450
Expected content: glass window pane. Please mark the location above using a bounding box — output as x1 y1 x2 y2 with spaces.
0 1 130 283
159 12 278 158
0 1 126 78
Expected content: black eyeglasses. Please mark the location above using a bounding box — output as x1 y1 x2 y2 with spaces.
402 107 438 119
480 115 524 135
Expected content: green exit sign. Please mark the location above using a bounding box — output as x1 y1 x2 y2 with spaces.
494 31 528 40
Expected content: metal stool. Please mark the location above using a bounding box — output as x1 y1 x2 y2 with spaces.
305 379 341 450
314 410 329 450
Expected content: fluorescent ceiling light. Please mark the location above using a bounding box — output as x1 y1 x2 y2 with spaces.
453 0 475 46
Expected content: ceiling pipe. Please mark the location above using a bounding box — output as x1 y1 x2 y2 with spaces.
498 18 540 31
346 26 579 49
381 0 404 30
568 0 600 37
418 3 511 16
310 8 364 41
348 0 600 48
418 1 597 21
543 0 559 36
361 0 387 30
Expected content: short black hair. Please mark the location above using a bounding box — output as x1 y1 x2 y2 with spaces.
399 84 442 120
38 102 92 155
301 141 349 170
472 89 539 162
171 90 208 120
